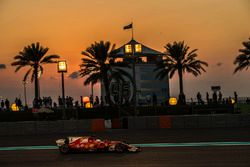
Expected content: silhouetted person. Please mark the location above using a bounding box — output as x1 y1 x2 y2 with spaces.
234 91 238 103
18 98 22 108
80 96 83 107
1 100 4 109
58 96 63 106
5 99 10 110
246 98 250 104
152 93 157 106
90 95 93 104
218 91 222 104
53 102 57 108
33 98 37 108
228 96 232 104
100 96 104 107
74 101 79 119
38 97 42 107
94 96 99 106
212 92 217 104
197 92 202 105
206 92 209 104
74 101 79 107
66 96 70 108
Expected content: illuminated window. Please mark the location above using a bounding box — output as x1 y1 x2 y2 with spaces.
135 44 142 53
125 44 132 53
115 58 123 62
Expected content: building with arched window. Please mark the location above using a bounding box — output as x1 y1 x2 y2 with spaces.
101 39 169 106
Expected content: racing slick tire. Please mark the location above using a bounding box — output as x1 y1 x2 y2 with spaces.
59 144 69 154
115 143 126 153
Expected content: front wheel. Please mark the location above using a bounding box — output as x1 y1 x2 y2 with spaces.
115 143 126 153
59 144 69 154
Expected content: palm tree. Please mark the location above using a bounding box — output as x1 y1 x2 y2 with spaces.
79 41 131 105
154 41 208 104
11 42 60 101
234 38 250 73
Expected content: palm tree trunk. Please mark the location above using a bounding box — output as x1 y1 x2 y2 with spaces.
178 69 186 104
34 66 39 100
103 76 111 106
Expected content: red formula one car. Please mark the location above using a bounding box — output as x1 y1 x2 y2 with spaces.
56 136 141 154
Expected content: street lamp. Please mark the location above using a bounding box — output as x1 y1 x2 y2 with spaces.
125 42 142 115
57 60 67 119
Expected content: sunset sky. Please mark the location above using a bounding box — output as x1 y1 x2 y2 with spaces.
0 0 249 105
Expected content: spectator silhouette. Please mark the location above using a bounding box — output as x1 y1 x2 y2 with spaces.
197 92 203 105
246 98 250 104
58 96 63 106
100 96 104 107
53 102 57 108
228 96 232 104
218 91 222 104
206 92 209 104
74 100 79 119
234 91 238 103
5 99 10 110
94 96 100 106
152 93 157 106
90 95 93 104
1 100 4 109
80 96 83 107
212 92 217 104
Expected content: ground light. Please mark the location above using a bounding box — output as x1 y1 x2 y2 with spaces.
82 96 91 108
231 98 235 104
85 102 93 108
82 96 90 103
169 97 177 105
11 103 19 112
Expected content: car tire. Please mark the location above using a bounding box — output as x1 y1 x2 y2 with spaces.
59 144 69 154
115 143 125 153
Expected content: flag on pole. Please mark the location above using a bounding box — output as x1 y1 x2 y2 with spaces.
123 23 133 30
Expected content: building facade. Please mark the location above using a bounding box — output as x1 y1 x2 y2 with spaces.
101 39 169 106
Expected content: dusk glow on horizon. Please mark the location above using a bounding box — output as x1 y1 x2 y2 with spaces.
0 0 249 105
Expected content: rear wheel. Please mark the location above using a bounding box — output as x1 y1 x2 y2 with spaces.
59 144 69 154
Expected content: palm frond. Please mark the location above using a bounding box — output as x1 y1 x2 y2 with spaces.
40 54 60 64
81 51 95 59
23 68 32 82
12 42 58 86
234 38 250 73
156 41 207 80
14 65 25 72
83 72 101 86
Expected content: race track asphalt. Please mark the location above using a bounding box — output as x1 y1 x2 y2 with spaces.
0 128 250 167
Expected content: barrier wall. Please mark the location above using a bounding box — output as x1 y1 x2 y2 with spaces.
0 114 249 136
0 119 98 136
125 114 250 130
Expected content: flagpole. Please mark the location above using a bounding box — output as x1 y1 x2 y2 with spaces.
131 22 134 40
